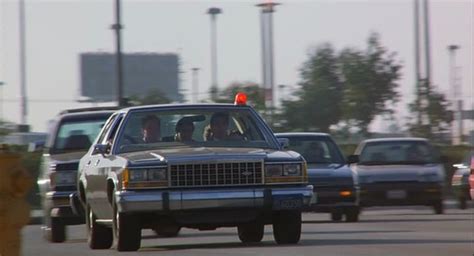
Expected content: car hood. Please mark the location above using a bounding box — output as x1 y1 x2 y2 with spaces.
121 147 301 166
49 151 88 163
307 164 354 187
355 164 443 182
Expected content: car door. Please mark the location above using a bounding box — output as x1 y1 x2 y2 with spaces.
84 113 120 213
88 113 125 219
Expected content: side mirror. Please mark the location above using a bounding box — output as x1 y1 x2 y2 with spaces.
347 155 359 164
92 144 109 156
277 138 289 149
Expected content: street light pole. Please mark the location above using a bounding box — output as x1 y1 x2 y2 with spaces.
112 0 124 107
19 0 27 125
256 1 280 122
191 68 200 104
207 7 221 102
448 45 462 145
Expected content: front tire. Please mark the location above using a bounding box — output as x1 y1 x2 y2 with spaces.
433 201 444 214
153 226 181 238
344 207 360 222
113 195 141 251
272 210 301 244
86 204 113 249
330 212 343 222
238 221 264 243
458 196 467 210
44 217 66 243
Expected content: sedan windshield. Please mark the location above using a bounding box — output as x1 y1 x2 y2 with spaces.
359 140 438 165
115 107 277 153
281 136 346 165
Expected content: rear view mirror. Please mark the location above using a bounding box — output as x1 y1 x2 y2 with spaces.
92 144 109 156
277 138 289 149
347 155 359 164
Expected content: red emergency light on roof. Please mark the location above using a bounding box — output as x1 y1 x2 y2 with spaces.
234 92 247 106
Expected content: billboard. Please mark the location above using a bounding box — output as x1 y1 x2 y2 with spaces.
80 53 183 102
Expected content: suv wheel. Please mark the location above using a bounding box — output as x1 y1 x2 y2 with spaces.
458 196 467 210
44 217 66 243
238 221 264 243
113 196 141 251
330 212 342 221
433 201 444 214
344 207 360 222
272 210 301 244
86 204 113 249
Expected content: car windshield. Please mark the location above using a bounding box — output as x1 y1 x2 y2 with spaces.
359 140 438 165
115 107 277 153
52 117 108 154
281 136 345 165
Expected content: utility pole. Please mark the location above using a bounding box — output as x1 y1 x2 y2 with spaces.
207 7 221 102
448 45 462 145
256 1 280 123
191 68 200 104
423 0 432 89
112 0 124 107
414 0 421 126
19 0 27 125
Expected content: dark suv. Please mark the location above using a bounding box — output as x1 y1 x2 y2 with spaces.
37 107 116 242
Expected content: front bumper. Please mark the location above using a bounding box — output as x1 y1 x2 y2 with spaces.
116 185 314 213
359 182 443 206
45 191 84 224
308 186 359 212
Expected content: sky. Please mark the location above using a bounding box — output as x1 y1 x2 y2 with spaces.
0 0 473 133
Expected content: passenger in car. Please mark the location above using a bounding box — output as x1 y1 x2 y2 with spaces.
141 115 161 143
204 112 230 141
175 118 195 142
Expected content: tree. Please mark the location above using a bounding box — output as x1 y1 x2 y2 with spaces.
280 43 342 132
128 89 171 106
407 79 453 139
215 81 265 111
339 33 402 136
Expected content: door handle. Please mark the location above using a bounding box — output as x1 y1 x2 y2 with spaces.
95 159 100 166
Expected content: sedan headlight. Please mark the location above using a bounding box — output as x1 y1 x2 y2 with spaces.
127 168 167 182
265 163 305 184
123 167 168 188
283 164 302 176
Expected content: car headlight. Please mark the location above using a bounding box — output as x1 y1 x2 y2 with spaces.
418 173 440 182
265 163 305 184
283 164 302 176
128 168 167 182
265 165 283 177
50 171 76 187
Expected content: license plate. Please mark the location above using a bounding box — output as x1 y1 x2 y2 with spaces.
273 195 303 210
386 190 407 199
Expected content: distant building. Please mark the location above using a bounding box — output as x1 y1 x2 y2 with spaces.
80 52 183 102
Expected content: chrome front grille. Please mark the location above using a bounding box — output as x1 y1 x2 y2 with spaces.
170 162 263 187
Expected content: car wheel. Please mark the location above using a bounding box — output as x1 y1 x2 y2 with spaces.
238 221 264 243
44 217 66 243
272 210 301 245
344 207 360 222
330 212 343 222
433 201 444 214
458 196 467 210
153 226 181 238
113 195 141 251
86 204 113 249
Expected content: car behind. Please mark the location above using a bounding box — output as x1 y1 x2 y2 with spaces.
349 137 445 214
276 132 360 222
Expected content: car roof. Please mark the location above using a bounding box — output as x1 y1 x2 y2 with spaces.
119 103 250 112
58 106 119 115
275 132 330 137
362 137 428 143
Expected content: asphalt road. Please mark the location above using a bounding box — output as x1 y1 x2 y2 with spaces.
22 206 473 256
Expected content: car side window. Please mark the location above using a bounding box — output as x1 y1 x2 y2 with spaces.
96 114 118 144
